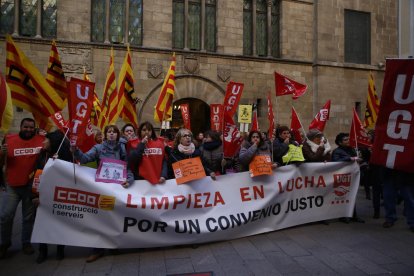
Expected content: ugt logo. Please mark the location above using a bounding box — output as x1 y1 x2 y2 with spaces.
333 173 351 197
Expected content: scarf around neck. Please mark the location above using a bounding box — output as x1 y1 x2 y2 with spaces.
178 143 195 155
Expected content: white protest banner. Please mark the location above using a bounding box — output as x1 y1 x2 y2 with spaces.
32 160 359 248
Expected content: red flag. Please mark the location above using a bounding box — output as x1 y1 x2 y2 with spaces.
274 72 307 100
223 115 244 158
78 120 96 152
67 78 95 146
371 59 414 173
50 111 68 132
223 81 244 119
250 110 259 131
210 104 223 132
267 93 275 138
290 107 302 143
309 100 331 131
222 82 244 157
180 104 191 130
350 108 372 148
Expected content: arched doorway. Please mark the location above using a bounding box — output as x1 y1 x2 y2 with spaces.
138 75 225 131
172 98 210 135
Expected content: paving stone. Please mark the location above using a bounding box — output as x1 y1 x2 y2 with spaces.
230 238 266 260
293 255 337 275
263 251 308 274
165 257 194 274
338 252 391 275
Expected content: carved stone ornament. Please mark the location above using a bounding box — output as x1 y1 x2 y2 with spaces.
184 55 199 74
217 67 231 82
59 46 92 73
148 63 163 79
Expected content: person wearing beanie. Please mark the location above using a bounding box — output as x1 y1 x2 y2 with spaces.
302 129 331 162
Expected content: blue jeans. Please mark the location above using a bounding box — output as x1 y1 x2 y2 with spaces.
0 185 35 246
383 169 414 227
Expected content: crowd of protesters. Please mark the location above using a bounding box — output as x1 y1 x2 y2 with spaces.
0 118 413 264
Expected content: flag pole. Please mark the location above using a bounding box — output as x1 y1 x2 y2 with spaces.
352 110 360 158
293 106 307 139
56 127 70 156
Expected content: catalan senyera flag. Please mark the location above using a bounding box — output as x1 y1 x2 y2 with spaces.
0 72 13 133
119 46 138 128
83 69 102 127
154 53 176 123
33 112 54 132
6 35 64 118
98 48 117 129
363 73 380 129
46 40 68 100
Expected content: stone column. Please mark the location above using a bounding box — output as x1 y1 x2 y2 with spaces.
252 0 257 56
201 0 206 51
266 0 272 57
12 0 19 36
35 0 42 38
104 0 110 43
124 0 130 44
184 0 189 50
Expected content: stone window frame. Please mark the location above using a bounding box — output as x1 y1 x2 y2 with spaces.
91 0 143 45
0 0 57 38
172 0 217 52
243 0 280 58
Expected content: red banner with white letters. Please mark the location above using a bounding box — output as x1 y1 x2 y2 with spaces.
180 104 191 130
371 59 414 173
67 78 95 146
222 82 244 157
210 104 223 132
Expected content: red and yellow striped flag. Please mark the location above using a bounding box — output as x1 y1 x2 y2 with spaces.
83 69 101 126
118 46 139 128
98 48 117 130
0 72 13 133
154 53 176 123
6 35 64 118
46 40 68 100
364 73 380 129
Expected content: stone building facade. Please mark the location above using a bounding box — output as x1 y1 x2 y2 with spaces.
0 0 398 141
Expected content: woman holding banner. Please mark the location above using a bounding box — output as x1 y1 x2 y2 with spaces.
239 130 276 171
302 129 331 162
129 122 168 184
32 130 71 263
72 124 134 263
167 128 216 180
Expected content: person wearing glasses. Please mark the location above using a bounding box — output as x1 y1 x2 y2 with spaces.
239 130 277 171
166 128 216 180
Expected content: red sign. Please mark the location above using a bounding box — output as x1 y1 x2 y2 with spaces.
50 111 68 132
210 104 223 131
371 59 414 173
180 104 191 130
67 78 95 146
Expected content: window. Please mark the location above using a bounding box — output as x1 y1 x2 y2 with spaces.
0 0 56 38
243 0 280 57
344 10 371 64
91 0 143 45
173 0 216 52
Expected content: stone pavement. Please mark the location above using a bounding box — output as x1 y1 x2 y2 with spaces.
0 187 413 276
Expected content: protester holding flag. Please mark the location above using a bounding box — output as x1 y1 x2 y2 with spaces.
200 130 224 175
167 128 216 180
32 130 71 263
239 130 276 171
302 129 331 162
128 122 168 184
0 118 44 259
